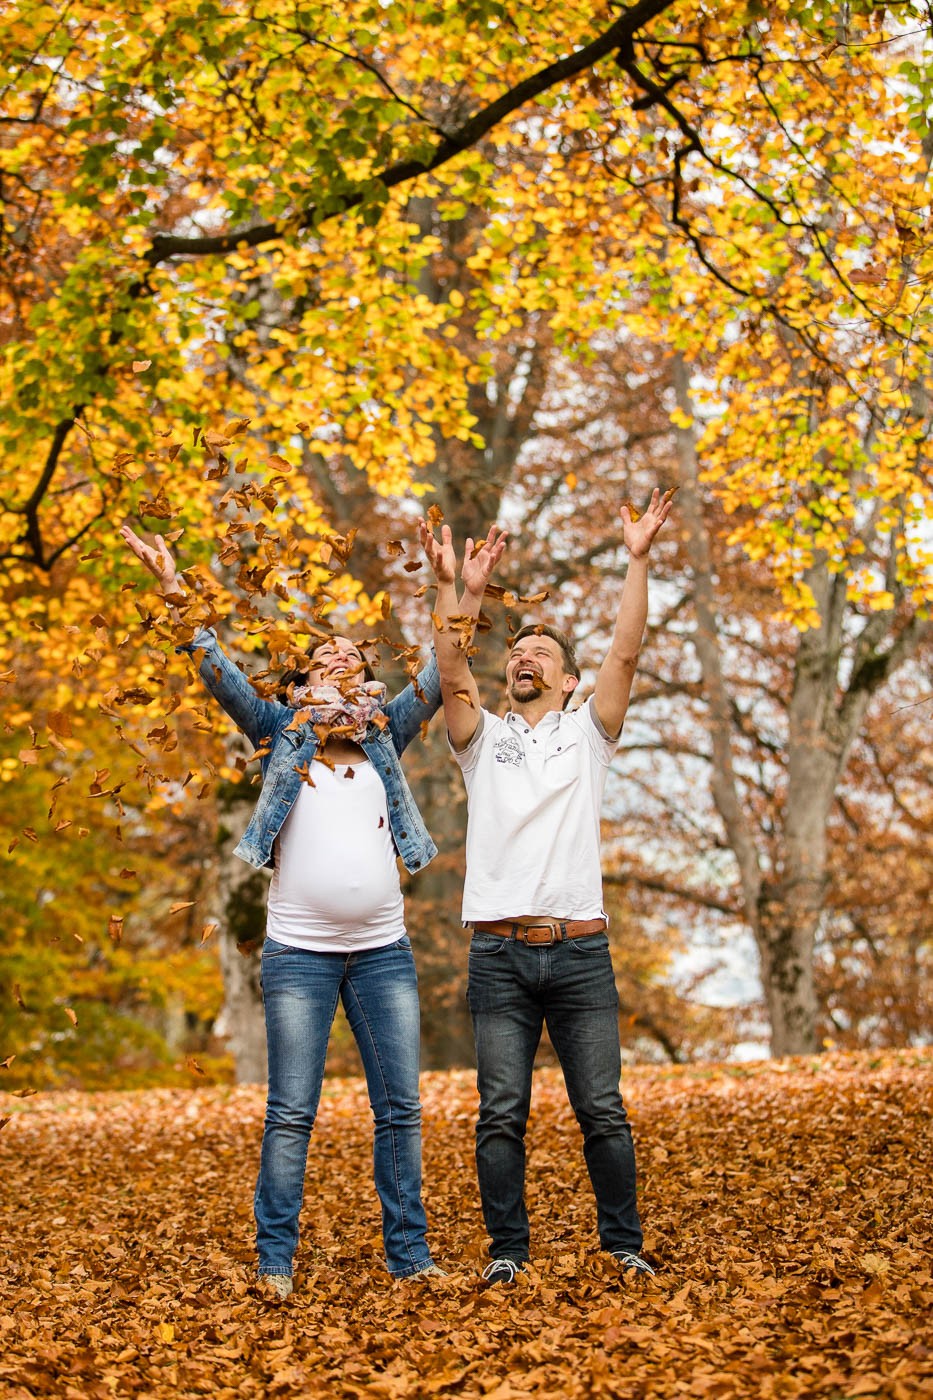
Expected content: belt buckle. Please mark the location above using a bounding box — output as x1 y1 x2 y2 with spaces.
523 920 560 945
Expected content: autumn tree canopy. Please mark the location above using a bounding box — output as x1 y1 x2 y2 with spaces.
2 0 932 1077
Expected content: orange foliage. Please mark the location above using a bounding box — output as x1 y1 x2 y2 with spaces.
1 1052 930 1397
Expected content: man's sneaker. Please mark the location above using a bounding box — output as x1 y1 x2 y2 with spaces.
404 1262 449 1280
610 1251 656 1277
481 1258 524 1286
258 1273 293 1299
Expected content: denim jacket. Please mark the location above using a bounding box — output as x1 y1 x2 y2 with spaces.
181 628 440 873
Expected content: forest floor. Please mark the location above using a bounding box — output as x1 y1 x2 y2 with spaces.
1 1049 931 1399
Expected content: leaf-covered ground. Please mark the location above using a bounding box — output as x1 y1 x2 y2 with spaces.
1 1051 930 1399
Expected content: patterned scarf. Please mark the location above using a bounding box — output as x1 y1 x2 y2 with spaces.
288 681 388 743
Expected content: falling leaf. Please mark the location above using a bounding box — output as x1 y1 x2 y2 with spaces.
385 540 405 557
185 1057 204 1077
453 689 475 707
138 489 174 520
343 766 356 779
426 504 444 528
622 499 641 521
45 711 72 744
108 915 124 944
200 923 218 944
63 1007 78 1027
403 560 423 572
1 1055 15 1069
565 472 578 490
167 901 197 916
849 265 887 285
132 359 151 372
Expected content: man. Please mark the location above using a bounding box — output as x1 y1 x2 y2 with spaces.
420 490 671 1284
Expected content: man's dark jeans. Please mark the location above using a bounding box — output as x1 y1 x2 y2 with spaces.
467 929 643 1263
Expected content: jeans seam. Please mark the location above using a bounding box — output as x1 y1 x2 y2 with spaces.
256 968 340 1273
343 972 418 1271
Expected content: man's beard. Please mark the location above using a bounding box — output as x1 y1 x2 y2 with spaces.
509 678 543 703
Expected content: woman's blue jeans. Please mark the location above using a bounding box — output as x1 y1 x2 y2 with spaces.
467 930 643 1263
255 934 433 1279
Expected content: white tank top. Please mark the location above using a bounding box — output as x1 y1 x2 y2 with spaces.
265 759 406 952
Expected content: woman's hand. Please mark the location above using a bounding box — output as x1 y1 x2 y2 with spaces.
119 525 180 593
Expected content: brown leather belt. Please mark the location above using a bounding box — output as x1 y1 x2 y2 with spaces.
470 917 607 946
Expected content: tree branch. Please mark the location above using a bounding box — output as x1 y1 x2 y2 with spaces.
146 2 675 266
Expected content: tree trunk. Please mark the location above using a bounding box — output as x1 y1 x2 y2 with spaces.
212 779 269 1083
755 890 821 1055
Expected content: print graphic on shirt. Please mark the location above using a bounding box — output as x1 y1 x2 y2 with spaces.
494 733 524 767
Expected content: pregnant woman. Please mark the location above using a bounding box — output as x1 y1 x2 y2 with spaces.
120 524 476 1295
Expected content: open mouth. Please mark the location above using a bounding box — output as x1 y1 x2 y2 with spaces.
513 665 541 685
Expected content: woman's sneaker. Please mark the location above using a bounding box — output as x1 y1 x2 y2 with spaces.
403 1263 449 1280
258 1274 293 1299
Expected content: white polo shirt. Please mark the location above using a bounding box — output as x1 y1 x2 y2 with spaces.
451 697 619 923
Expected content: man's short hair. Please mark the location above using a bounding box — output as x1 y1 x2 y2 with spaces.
510 623 580 709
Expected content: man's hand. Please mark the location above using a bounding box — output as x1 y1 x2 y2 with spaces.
120 524 180 593
461 525 508 599
620 488 672 559
419 519 457 584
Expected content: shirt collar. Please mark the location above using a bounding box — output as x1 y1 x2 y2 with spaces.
506 709 562 729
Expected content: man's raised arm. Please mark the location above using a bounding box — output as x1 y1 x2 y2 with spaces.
593 488 672 740
419 519 507 751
